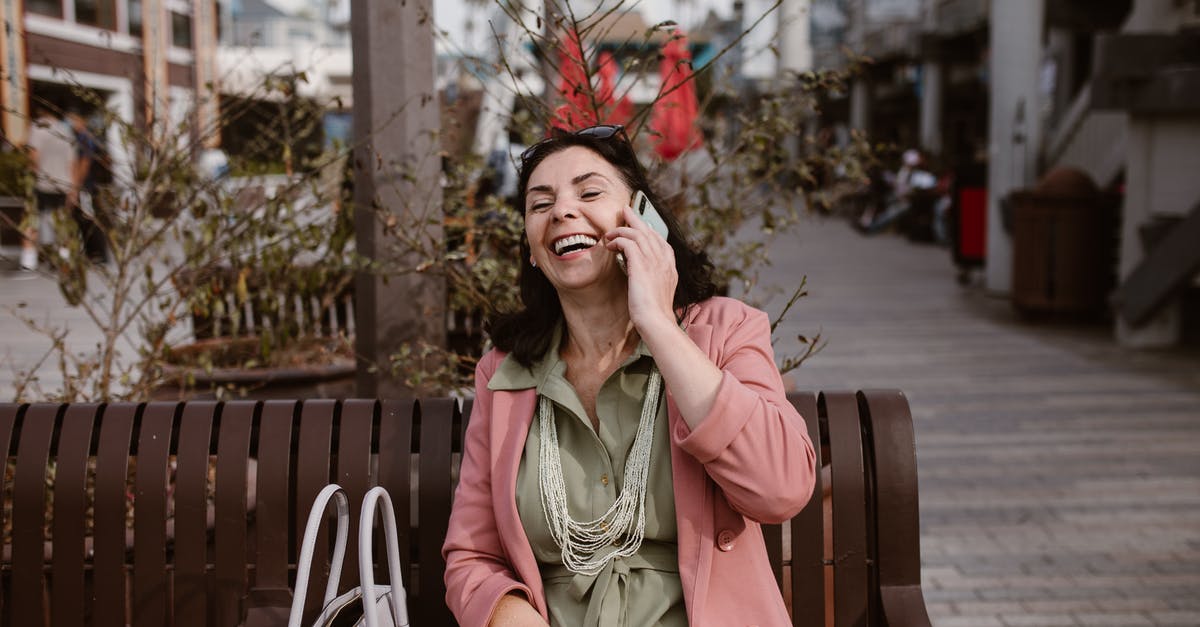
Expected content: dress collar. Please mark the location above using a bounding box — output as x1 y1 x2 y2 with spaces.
487 321 654 392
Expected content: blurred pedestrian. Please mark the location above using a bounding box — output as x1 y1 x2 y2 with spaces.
859 148 937 235
21 106 76 273
67 108 108 262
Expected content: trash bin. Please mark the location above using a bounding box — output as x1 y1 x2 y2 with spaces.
1009 167 1118 315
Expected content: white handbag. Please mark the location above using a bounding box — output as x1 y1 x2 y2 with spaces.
287 485 411 627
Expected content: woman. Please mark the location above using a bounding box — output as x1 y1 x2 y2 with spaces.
443 125 817 626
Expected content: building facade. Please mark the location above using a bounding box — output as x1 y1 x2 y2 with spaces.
1 0 218 174
813 0 1200 348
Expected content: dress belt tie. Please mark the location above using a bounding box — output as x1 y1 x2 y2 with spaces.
539 542 678 627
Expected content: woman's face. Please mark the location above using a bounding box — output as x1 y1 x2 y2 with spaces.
524 145 632 292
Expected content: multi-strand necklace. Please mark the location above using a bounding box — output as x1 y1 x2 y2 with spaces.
538 364 663 576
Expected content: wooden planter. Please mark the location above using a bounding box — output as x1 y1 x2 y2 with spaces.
154 336 356 400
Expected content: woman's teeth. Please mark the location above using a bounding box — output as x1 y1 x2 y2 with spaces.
554 234 598 255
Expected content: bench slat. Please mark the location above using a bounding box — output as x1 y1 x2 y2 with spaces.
250 400 299 610
377 399 415 588
337 399 377 591
93 404 138 627
0 403 18 621
860 391 932 627
215 402 255 626
12 404 58 627
173 402 218 627
51 404 98 627
294 400 336 619
133 403 177 627
789 391 825 625
823 392 872 627
416 398 456 625
763 518 784 586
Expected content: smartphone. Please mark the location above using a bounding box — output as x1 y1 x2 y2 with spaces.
618 190 670 274
632 190 670 240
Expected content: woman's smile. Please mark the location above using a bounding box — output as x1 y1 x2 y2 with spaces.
552 233 599 256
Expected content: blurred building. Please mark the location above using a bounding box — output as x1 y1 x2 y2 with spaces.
812 0 1200 348
215 0 352 110
989 0 1200 348
0 0 220 179
809 0 986 156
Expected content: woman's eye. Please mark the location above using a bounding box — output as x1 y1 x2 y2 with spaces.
528 201 552 213
581 190 601 200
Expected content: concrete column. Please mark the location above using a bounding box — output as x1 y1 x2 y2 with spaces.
350 0 446 397
192 0 220 147
778 0 813 77
985 0 1044 294
141 0 171 135
0 0 28 144
919 60 942 155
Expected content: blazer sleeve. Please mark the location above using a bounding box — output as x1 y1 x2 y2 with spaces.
673 305 818 523
442 354 534 626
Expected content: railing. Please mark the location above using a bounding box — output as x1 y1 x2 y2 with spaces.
1043 82 1127 188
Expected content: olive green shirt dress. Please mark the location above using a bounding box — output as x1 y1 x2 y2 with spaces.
487 331 688 627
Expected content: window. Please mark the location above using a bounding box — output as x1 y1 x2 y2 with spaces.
128 0 142 38
287 27 315 43
171 11 193 48
75 0 118 30
27 0 64 18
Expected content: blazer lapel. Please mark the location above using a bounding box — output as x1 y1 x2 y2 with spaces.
489 387 546 612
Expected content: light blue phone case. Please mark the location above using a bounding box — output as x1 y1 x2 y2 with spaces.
632 190 670 240
618 191 669 274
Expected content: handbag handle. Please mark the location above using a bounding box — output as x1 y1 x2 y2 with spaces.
359 486 410 627
288 484 351 627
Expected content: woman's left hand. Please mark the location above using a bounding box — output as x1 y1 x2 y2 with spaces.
605 204 678 333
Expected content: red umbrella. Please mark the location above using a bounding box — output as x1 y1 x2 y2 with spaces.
597 51 633 127
650 33 702 161
552 29 598 131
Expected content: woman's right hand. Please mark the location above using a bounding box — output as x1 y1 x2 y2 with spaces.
488 593 549 627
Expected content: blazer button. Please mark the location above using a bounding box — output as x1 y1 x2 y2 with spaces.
717 529 736 552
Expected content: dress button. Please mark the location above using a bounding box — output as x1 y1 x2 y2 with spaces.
716 529 736 552
600 473 609 486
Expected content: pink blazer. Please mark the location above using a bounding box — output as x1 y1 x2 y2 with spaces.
442 297 817 626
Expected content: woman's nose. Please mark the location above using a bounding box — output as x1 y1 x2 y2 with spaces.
550 201 578 221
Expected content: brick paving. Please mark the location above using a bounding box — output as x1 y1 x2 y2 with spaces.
744 216 1200 626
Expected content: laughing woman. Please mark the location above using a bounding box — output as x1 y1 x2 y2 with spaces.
442 126 817 627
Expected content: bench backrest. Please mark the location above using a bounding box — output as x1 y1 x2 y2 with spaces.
0 392 930 627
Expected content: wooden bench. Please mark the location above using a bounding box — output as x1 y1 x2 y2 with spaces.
0 392 932 626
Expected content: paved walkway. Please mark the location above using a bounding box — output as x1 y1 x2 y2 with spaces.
747 216 1200 627
0 259 110 399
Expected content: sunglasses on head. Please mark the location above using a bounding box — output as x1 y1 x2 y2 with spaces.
520 124 629 163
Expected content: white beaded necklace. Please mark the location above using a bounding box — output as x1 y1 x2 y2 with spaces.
538 364 663 576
